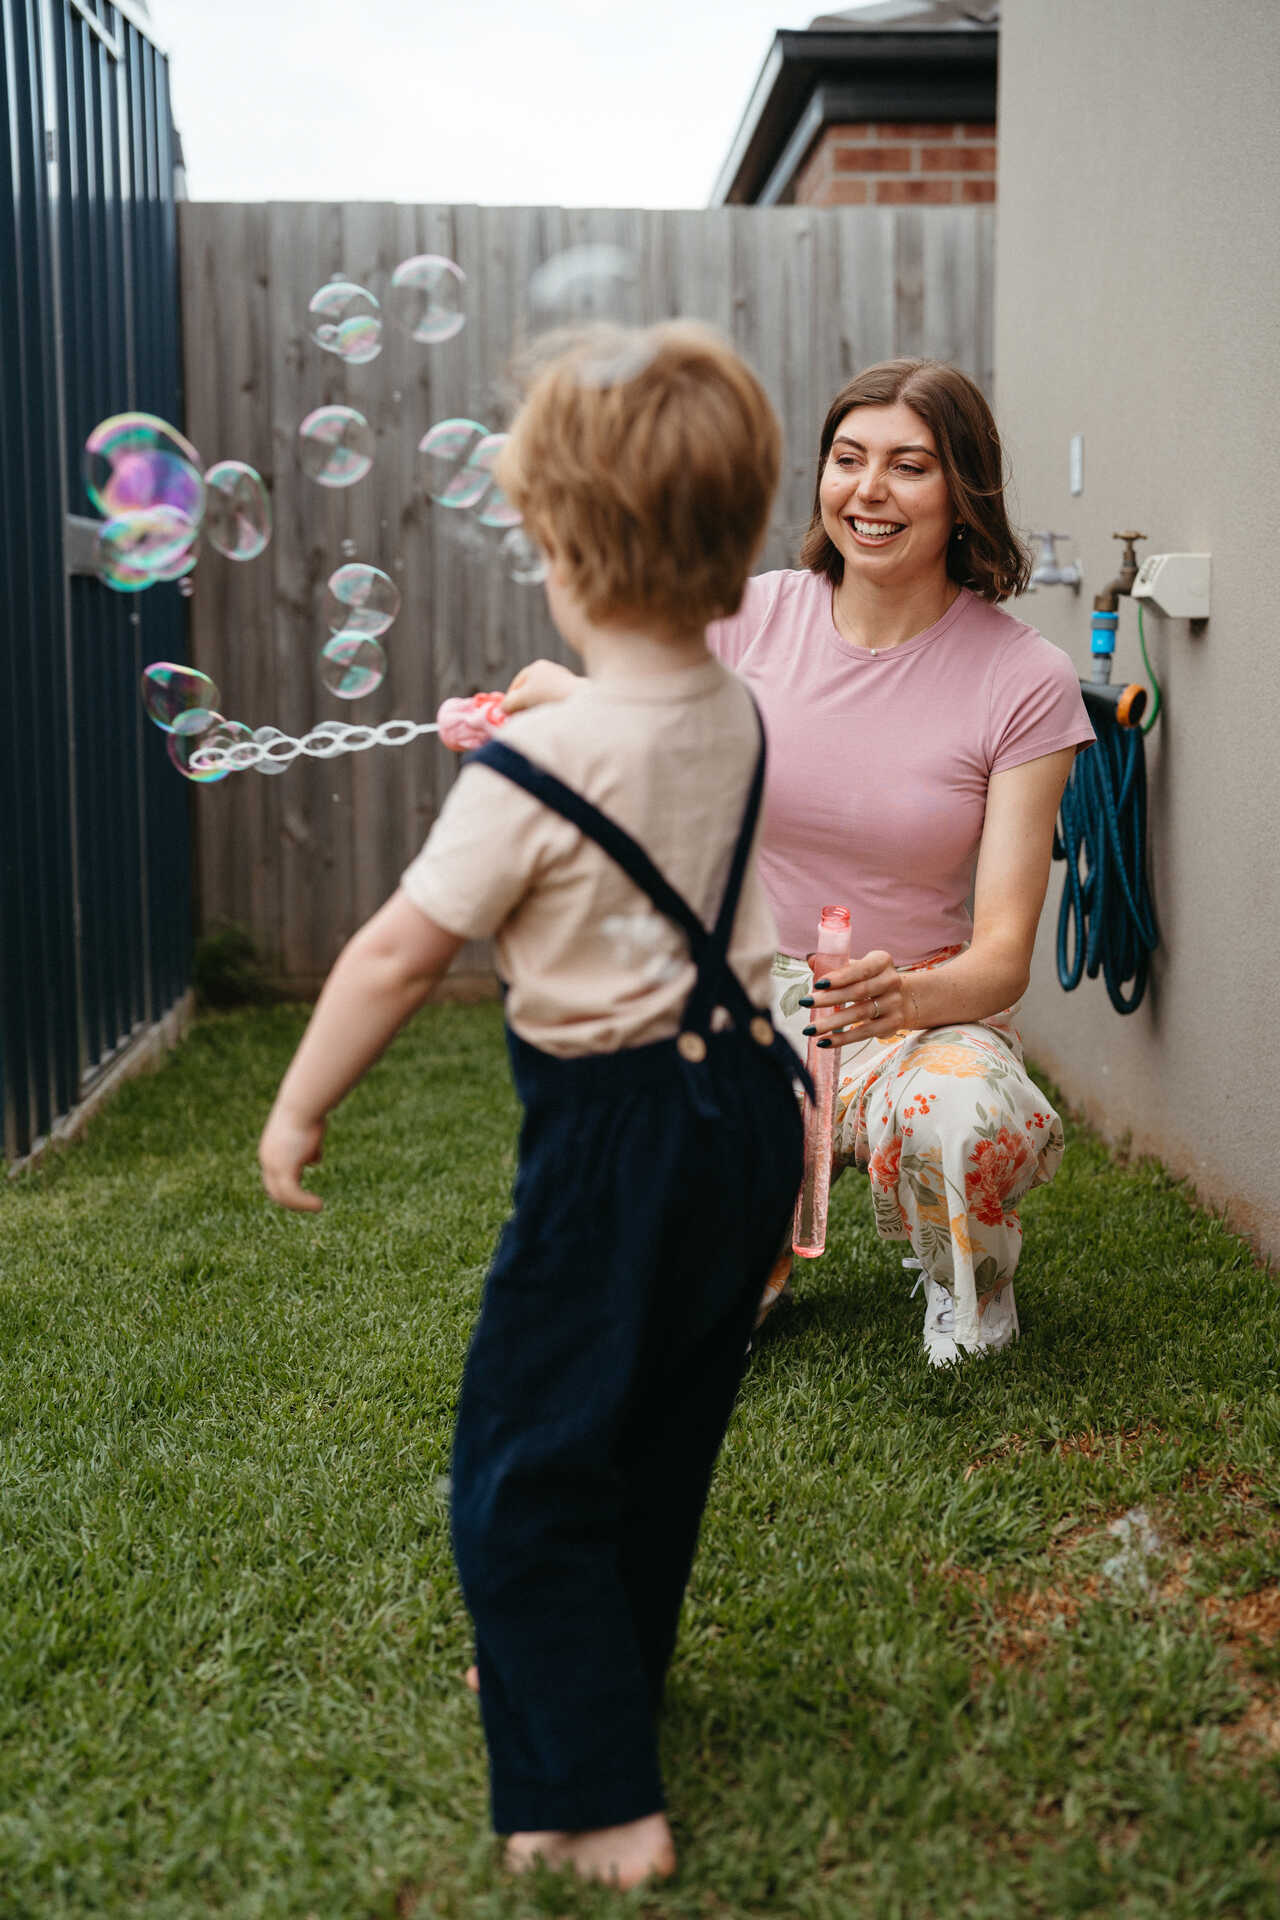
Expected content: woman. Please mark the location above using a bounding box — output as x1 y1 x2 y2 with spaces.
507 358 1094 1365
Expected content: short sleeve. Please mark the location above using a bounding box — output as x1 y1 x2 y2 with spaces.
988 634 1096 775
706 573 782 672
400 760 561 939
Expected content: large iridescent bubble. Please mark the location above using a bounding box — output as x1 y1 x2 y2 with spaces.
141 663 222 733
388 254 466 344
308 278 383 365
324 563 401 638
203 461 272 560
418 418 495 510
298 407 376 488
319 633 387 700
84 413 205 525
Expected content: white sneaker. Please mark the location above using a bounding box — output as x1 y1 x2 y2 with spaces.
906 1258 962 1367
976 1282 1019 1352
906 1257 1019 1364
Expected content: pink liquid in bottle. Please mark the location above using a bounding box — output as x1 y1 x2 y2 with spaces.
792 904 853 1259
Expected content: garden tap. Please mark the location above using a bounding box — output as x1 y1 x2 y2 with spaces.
1028 531 1081 591
1093 531 1146 612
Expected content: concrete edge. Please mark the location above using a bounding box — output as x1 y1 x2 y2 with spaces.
7 991 197 1178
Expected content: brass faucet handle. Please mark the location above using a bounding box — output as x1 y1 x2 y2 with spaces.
1112 530 1147 545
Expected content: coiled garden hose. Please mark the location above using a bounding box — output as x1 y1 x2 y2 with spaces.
1053 611 1162 1014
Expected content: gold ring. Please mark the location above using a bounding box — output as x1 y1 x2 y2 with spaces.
872 997 880 1019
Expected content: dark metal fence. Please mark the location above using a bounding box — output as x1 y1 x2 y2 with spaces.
1 0 190 1164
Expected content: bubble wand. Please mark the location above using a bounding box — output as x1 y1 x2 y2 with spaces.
793 904 852 1260
187 691 509 775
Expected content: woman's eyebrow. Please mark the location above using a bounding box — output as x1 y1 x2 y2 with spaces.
832 434 937 457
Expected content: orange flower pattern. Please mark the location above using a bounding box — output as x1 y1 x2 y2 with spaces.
771 947 1065 1351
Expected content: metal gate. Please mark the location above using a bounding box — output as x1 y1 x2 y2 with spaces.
1 0 190 1164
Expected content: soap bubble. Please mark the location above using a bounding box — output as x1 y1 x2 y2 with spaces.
141 662 221 733
308 278 383 364
252 725 290 775
97 506 200 589
84 412 205 523
340 537 357 559
166 709 229 782
319 632 387 700
155 536 201 584
389 254 466 344
177 576 196 599
298 407 376 488
471 434 521 529
203 461 272 560
324 563 401 637
501 526 549 586
418 418 495 510
528 245 637 330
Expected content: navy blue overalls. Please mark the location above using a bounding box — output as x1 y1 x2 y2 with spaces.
450 724 808 1836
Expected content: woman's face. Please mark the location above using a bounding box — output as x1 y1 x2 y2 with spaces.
818 401 955 587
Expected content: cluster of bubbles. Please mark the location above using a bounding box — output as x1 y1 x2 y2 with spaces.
127 243 638 780
138 661 246 784
307 255 466 366
318 561 402 700
84 413 271 597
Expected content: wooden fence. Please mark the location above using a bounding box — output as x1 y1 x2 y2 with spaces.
179 201 994 991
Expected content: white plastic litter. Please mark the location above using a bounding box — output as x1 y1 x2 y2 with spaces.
1101 1506 1162 1593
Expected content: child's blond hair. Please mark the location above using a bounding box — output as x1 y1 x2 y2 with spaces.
497 322 780 632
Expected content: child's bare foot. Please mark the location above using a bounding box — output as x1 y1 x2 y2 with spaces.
464 1663 479 1693
505 1811 676 1887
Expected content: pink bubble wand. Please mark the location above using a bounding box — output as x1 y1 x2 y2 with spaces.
792 903 853 1260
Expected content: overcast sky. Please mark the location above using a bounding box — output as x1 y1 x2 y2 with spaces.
152 0 818 209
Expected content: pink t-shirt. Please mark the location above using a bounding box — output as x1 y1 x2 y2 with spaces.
707 572 1094 966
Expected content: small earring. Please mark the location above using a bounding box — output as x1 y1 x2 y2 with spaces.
952 522 968 540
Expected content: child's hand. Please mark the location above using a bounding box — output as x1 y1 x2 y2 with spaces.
436 692 508 752
503 659 579 713
259 1107 327 1212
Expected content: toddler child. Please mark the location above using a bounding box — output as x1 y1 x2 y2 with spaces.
258 320 806 1887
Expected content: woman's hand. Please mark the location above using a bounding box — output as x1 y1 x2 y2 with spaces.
503 659 579 713
801 949 914 1049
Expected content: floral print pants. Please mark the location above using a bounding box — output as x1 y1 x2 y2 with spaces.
770 947 1065 1349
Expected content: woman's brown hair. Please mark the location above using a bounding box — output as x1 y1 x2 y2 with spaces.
797 359 1031 602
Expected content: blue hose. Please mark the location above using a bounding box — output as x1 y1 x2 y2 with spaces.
1053 702 1160 1014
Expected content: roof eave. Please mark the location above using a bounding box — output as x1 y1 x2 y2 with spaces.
709 26 997 207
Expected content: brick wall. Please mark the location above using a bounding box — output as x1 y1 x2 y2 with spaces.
794 121 997 206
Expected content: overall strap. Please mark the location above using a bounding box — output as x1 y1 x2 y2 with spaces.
470 739 722 971
467 727 812 1112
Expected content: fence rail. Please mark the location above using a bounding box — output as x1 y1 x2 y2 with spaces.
180 200 994 992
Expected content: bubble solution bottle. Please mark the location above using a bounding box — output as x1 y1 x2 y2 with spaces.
792 904 853 1259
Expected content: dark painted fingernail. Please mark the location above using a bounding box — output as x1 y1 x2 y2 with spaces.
797 995 814 1008
802 1024 816 1037
816 1037 832 1049
814 978 831 991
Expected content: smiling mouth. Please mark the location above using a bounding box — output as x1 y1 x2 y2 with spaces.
847 517 906 542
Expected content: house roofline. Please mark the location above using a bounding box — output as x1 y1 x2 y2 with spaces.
709 26 997 207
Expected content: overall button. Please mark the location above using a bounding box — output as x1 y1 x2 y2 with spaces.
749 1016 774 1047
676 1031 707 1063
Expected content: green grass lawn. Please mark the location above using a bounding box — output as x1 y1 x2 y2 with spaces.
2 1003 1277 1919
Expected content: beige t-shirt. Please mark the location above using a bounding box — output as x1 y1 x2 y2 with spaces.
400 658 779 1057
